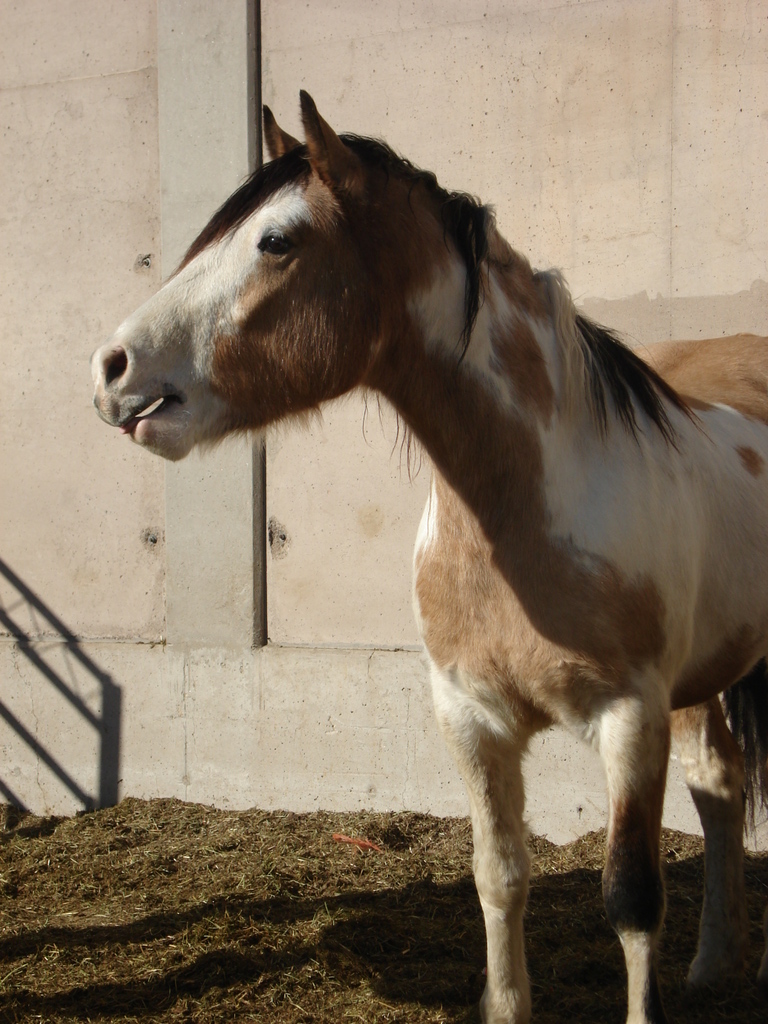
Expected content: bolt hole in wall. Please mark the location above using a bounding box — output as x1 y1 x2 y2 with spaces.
268 516 289 559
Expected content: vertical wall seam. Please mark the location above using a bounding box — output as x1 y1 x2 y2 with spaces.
668 0 676 340
182 648 190 798
251 0 268 647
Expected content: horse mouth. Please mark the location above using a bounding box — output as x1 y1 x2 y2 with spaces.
119 393 184 434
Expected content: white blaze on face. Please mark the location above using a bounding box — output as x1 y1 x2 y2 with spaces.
92 183 314 459
185 185 315 339
149 184 315 371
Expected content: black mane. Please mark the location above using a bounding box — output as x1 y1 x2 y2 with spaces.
575 315 690 443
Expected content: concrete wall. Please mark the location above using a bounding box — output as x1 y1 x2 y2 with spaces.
0 0 165 642
263 0 768 647
1 1 767 847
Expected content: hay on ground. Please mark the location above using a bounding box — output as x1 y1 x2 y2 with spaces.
1 799 766 1022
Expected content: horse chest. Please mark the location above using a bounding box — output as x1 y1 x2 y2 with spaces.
412 487 550 686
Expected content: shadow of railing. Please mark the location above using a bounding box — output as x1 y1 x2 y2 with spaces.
0 556 121 811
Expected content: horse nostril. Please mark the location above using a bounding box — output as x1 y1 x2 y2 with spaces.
104 347 128 386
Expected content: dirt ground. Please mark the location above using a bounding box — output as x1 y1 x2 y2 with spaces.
1 798 766 1022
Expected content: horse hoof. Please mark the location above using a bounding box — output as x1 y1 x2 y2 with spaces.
686 956 744 991
479 984 531 1024
686 960 712 990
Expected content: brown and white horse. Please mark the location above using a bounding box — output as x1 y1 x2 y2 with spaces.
91 93 768 1024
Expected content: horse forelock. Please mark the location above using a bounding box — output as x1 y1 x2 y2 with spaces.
177 146 313 272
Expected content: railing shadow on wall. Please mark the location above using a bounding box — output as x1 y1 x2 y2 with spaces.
0 556 121 812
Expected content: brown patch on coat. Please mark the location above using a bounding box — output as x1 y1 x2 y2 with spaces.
490 317 555 424
736 445 764 477
641 334 768 425
488 233 548 322
678 394 715 413
485 242 556 421
210 176 378 427
673 626 758 709
385 272 669 715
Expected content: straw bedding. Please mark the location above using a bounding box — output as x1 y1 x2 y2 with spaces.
1 799 766 1022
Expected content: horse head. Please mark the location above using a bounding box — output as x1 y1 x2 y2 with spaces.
91 93 414 459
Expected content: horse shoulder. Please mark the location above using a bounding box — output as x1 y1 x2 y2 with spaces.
413 463 671 730
412 475 566 714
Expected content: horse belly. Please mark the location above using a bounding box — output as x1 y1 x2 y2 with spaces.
667 413 768 707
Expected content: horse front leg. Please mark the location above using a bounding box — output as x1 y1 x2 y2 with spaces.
430 663 534 1024
599 691 671 1024
671 699 748 986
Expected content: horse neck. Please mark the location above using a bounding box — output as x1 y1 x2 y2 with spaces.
370 253 670 672
368 249 577 545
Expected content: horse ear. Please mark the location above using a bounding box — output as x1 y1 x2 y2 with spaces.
263 105 301 160
299 90 363 192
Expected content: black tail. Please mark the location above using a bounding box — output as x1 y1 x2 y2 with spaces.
723 658 768 833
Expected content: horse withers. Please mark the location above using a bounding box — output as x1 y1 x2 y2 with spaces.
91 93 768 1024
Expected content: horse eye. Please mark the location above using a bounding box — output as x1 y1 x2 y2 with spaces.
258 233 291 256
